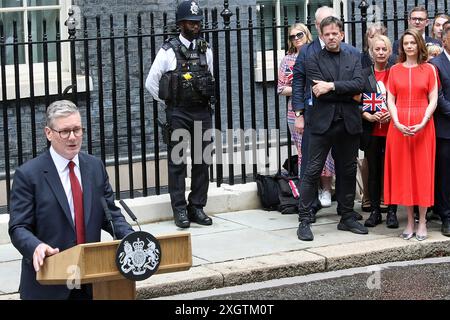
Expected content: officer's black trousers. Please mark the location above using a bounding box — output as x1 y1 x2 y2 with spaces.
166 106 212 213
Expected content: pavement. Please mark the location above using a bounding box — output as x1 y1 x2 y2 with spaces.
1 182 449 300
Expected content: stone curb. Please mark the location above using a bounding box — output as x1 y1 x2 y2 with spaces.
135 235 450 299
1 235 449 300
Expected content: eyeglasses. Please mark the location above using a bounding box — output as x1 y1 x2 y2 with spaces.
289 31 305 41
50 127 84 139
410 17 427 23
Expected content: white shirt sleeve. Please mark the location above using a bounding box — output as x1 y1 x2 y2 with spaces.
145 43 214 103
206 47 214 75
145 47 176 104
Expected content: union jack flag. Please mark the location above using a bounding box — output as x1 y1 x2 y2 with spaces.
362 92 385 112
285 65 294 82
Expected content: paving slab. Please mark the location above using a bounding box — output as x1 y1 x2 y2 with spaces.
271 222 395 249
139 215 248 237
190 228 310 263
0 260 21 294
0 243 21 262
215 210 299 231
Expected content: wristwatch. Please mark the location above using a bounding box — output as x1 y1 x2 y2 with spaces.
295 110 304 117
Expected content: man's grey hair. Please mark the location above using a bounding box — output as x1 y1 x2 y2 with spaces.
315 6 338 22
46 100 79 127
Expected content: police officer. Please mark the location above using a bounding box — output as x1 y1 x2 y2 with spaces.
145 0 215 228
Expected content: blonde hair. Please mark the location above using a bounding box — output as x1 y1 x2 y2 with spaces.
368 34 392 59
426 43 443 59
287 23 312 54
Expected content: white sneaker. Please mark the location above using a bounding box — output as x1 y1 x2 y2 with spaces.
319 189 332 207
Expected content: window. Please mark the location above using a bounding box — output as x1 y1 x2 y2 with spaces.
1 0 64 65
254 0 345 82
0 1 89 99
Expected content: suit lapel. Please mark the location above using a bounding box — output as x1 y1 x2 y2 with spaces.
43 151 75 230
79 153 93 225
438 53 450 78
312 38 322 55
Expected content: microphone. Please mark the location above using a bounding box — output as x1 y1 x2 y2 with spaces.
119 200 141 231
101 197 117 240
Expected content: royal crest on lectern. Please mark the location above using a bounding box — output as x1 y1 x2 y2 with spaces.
116 231 161 281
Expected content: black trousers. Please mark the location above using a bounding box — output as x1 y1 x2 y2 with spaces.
300 106 321 212
366 135 397 213
435 138 450 222
166 106 212 213
365 136 385 208
298 120 359 220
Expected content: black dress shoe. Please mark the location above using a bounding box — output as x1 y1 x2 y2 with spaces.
364 209 382 227
442 221 450 237
338 211 363 220
386 209 399 229
338 217 368 234
174 209 190 228
187 206 212 225
297 220 314 241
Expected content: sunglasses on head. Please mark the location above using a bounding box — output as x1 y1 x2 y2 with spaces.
289 31 305 41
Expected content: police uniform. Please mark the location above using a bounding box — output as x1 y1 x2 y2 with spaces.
145 1 215 228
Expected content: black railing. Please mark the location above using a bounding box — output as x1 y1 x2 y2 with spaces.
0 0 448 212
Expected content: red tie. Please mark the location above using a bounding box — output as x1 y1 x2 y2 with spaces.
68 161 85 244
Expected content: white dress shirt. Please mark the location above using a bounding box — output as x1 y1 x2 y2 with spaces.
319 37 325 49
145 33 214 103
49 147 82 223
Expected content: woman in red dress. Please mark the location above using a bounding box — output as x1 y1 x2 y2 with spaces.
384 29 438 241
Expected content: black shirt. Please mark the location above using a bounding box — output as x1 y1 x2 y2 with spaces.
325 49 343 121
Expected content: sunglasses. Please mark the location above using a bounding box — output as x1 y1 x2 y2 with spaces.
289 31 305 41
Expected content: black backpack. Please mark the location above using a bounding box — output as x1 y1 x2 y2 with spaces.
255 171 300 214
255 174 280 210
276 175 300 214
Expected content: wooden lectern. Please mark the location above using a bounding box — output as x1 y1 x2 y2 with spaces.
36 232 192 300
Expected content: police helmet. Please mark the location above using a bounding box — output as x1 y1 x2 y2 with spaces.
176 1 204 23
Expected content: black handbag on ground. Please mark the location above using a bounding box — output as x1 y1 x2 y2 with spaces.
255 171 300 214
255 174 280 211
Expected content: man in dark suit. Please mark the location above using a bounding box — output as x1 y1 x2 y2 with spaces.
296 16 367 241
8 100 134 300
430 22 450 237
291 6 362 223
392 6 441 56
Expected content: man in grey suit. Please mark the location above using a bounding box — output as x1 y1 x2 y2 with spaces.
296 17 367 241
8 100 134 299
430 22 450 236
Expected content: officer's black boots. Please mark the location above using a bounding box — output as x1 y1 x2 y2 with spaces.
174 209 190 228
187 205 212 225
